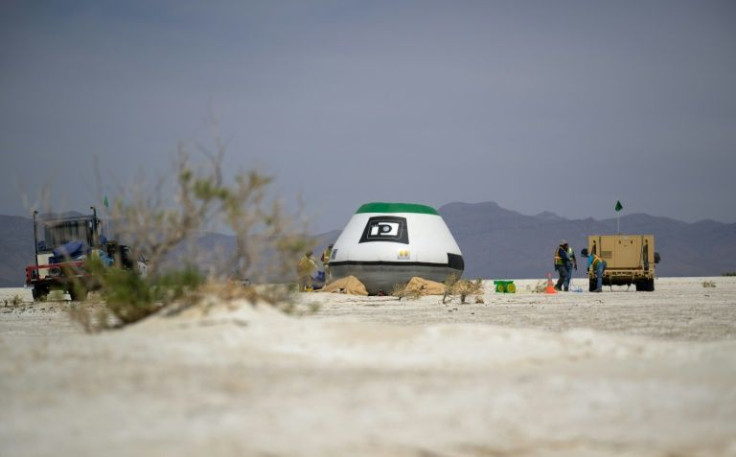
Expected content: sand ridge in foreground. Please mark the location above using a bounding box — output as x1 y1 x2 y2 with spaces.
1 277 735 457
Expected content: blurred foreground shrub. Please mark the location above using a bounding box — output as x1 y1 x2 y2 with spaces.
70 257 204 330
70 136 310 331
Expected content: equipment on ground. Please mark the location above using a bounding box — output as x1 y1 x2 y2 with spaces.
494 280 516 293
585 234 660 292
544 274 557 294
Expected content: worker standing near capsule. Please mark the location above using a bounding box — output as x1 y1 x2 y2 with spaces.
296 251 318 292
321 243 334 281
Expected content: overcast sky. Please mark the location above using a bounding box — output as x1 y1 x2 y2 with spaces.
2 0 735 233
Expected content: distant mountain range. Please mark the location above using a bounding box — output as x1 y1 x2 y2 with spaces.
436 202 736 279
2 202 734 287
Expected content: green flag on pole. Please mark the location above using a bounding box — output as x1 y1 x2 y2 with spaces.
615 200 623 212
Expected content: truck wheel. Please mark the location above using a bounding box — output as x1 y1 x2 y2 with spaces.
636 279 655 292
69 285 88 301
32 286 49 301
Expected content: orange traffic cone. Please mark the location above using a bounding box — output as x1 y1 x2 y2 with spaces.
545 273 557 294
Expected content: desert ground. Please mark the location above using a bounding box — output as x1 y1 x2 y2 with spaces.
1 276 735 457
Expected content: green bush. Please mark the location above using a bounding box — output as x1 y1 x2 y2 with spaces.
77 256 204 329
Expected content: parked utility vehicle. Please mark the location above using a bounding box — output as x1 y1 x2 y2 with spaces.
586 234 660 291
25 208 143 301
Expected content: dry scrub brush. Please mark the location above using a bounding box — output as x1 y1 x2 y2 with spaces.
74 137 311 331
391 282 422 301
442 275 484 304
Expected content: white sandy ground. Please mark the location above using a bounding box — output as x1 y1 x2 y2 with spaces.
1 277 736 457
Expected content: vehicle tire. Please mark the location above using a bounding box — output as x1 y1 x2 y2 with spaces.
32 286 49 301
636 279 655 292
69 284 88 301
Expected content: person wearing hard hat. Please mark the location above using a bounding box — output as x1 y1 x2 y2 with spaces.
581 247 607 292
554 240 572 291
297 251 318 292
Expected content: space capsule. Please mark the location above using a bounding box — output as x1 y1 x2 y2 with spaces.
328 202 464 295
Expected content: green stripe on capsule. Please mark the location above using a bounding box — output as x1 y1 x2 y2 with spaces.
356 202 438 215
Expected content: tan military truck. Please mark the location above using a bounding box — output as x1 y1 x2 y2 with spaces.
585 234 660 292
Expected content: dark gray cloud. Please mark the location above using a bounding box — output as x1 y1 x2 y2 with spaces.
2 0 735 232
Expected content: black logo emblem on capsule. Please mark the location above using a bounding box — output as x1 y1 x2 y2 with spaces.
359 216 409 244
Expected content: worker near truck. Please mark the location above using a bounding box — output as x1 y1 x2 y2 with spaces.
581 248 607 292
566 244 578 290
554 240 572 291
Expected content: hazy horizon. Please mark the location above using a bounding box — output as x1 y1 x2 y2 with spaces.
1 199 730 238
2 1 735 232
